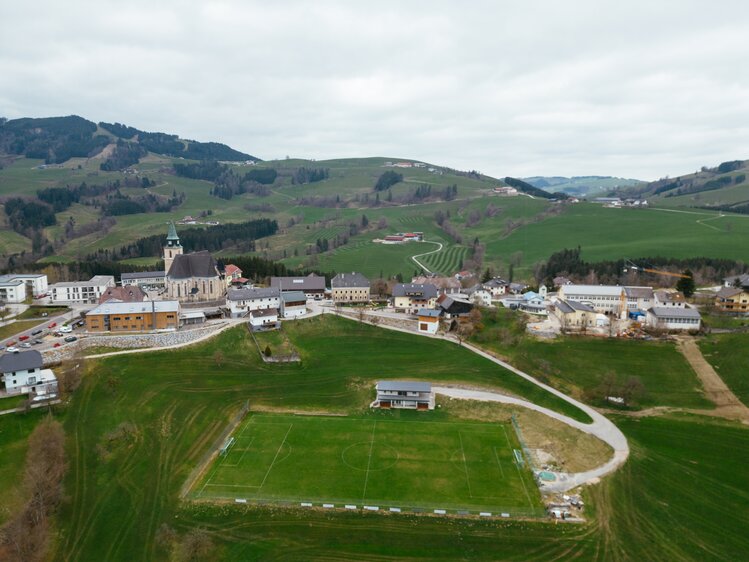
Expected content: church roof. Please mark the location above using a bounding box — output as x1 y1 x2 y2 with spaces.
167 251 219 279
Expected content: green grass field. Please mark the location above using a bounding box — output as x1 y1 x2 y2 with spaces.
193 413 542 515
699 333 749 407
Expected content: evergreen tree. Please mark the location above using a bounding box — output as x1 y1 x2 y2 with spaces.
676 269 696 297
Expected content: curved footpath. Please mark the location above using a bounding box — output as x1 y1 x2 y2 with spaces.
335 309 629 493
410 241 443 274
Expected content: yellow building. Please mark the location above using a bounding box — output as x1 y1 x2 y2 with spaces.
715 286 749 314
331 272 370 303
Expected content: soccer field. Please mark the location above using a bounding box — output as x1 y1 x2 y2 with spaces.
192 413 544 516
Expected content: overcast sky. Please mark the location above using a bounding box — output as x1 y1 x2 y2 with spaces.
2 1 749 180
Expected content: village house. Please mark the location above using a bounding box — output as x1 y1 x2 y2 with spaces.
417 308 441 334
0 350 57 397
85 300 181 332
49 275 116 304
464 284 492 307
121 270 166 288
97 285 147 304
715 286 749 314
226 287 280 318
224 264 248 287
646 306 701 331
392 283 438 313
373 380 435 410
331 272 370 303
280 291 307 318
482 277 509 298
271 274 326 299
723 273 749 288
654 290 686 308
437 294 474 318
412 275 461 292
248 308 279 330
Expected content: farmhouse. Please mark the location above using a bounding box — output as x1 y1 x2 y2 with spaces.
493 186 519 196
121 270 166 288
49 275 116 304
224 264 248 287
97 285 146 304
85 300 181 332
227 287 280 318
280 291 307 318
417 308 441 334
392 283 438 313
271 274 326 299
412 275 461 291
715 286 749 314
482 277 509 297
373 380 435 410
464 284 492 307
0 350 57 397
723 273 749 288
331 272 370 303
646 306 701 331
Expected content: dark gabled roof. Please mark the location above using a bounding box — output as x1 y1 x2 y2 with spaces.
98 285 146 304
331 272 370 288
377 380 431 392
648 306 701 319
417 308 442 318
392 283 438 299
716 286 744 299
250 308 279 318
166 251 219 279
556 299 595 314
227 287 279 301
281 291 307 303
0 350 43 373
270 274 326 292
483 278 508 288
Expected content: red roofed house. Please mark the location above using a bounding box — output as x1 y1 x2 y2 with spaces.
224 264 245 287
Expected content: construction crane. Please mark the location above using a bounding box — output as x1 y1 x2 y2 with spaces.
622 260 691 279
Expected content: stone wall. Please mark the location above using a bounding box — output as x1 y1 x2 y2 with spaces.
42 322 230 363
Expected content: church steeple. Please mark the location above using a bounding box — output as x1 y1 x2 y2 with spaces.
164 221 183 274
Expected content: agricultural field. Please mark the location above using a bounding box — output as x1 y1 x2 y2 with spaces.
193 413 543 516
699 333 749 407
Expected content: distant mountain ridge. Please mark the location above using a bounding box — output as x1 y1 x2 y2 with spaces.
523 175 644 197
0 115 258 167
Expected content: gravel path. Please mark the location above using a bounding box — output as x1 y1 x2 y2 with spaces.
410 241 443 274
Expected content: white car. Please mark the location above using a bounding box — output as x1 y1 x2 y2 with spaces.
6 346 19 353
59 325 73 334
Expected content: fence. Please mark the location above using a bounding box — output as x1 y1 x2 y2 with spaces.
511 414 537 473
180 399 250 498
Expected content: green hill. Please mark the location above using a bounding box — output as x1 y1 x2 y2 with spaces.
523 175 645 197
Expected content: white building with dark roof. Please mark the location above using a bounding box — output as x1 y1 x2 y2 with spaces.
270 274 326 298
0 350 57 397
331 272 370 303
392 283 438 313
280 291 307 318
374 380 434 410
227 287 280 318
121 271 166 288
646 306 701 331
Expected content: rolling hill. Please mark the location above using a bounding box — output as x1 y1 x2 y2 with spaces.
523 176 645 197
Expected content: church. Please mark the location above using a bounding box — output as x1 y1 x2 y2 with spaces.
163 222 224 302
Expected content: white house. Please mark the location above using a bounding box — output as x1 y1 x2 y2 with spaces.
227 287 280 318
248 308 279 330
373 380 435 410
654 290 686 308
482 278 509 298
392 283 438 313
646 306 701 331
417 308 441 334
0 273 48 298
0 350 57 397
464 285 492 307
49 275 116 304
280 291 307 318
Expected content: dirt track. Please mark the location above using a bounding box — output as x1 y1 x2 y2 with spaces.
676 336 749 424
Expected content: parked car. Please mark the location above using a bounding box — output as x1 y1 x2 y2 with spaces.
64 336 78 343
31 329 43 336
32 339 43 345
53 342 61 348
60 325 73 334
6 340 16 346
6 346 19 353
48 322 57 329
20 342 31 348
19 335 30 341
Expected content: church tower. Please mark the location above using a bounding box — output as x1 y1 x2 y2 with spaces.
163 221 183 275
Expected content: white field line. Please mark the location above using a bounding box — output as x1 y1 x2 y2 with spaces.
361 420 377 501
258 424 293 490
458 431 473 498
411 240 443 274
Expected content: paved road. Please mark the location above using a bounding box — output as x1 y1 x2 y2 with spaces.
0 309 81 353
